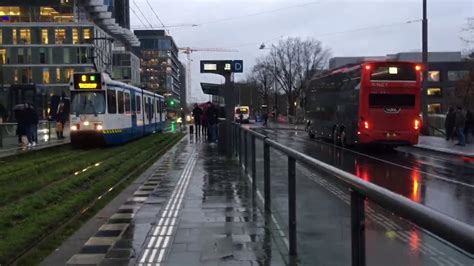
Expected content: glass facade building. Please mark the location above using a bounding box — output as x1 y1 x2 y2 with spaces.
135 30 184 107
0 0 139 121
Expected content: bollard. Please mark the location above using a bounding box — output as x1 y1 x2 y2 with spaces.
263 141 270 213
244 131 248 173
251 135 256 192
351 189 366 266
239 127 242 167
288 156 297 257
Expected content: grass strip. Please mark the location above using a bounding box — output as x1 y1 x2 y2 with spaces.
0 133 184 265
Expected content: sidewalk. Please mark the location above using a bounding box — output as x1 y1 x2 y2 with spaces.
63 135 286 266
416 136 474 158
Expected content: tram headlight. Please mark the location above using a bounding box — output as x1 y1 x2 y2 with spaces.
71 125 78 131
83 121 90 126
94 124 103 131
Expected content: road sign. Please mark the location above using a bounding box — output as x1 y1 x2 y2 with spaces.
232 60 243 73
200 60 243 74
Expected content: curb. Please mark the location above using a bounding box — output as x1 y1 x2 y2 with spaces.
413 144 474 158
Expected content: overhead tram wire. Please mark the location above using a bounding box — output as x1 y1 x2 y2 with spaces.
130 6 148 28
228 19 423 48
196 1 322 26
132 0 154 28
145 0 169 34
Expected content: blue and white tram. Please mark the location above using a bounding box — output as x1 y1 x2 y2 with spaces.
69 72 166 145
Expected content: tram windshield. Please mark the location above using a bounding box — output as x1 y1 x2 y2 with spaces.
71 91 106 115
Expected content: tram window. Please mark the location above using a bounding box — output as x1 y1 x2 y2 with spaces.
124 92 131 112
136 95 141 114
117 91 124 114
156 99 160 114
107 89 117 114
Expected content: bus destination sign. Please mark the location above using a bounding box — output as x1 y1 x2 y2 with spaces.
73 73 102 90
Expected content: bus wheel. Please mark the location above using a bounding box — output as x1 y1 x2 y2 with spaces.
332 128 339 145
340 130 347 147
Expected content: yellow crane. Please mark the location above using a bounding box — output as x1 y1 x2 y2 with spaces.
178 47 238 104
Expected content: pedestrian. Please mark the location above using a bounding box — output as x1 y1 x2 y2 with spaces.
14 104 27 146
192 104 203 135
262 111 269 127
24 103 38 146
56 101 68 139
205 102 218 142
454 106 466 146
445 107 456 141
0 103 6 123
465 109 473 144
201 107 208 137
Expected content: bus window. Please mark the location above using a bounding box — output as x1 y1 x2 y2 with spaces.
136 95 141 114
124 92 131 113
107 89 116 114
370 66 416 81
117 91 124 114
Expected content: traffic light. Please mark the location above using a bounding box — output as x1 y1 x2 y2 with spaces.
170 99 175 107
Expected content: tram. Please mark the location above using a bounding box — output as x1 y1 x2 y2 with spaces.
69 72 166 145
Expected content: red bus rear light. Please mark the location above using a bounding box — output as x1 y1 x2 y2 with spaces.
365 65 371 70
415 65 422 71
364 121 369 129
414 119 420 130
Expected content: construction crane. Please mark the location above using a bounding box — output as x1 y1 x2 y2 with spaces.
178 47 238 105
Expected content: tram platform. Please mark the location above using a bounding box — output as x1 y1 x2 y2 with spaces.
49 134 286 266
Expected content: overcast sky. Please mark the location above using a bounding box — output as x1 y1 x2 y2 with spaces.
130 0 473 103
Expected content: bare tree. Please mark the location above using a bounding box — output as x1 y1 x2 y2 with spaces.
267 37 329 117
249 58 275 107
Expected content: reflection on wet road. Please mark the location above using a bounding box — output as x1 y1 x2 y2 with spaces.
257 127 474 225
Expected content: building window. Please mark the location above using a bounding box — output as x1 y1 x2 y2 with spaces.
447 70 469 81
42 68 50 84
427 103 442 114
0 49 6 64
41 29 48 44
21 68 32 83
64 68 74 81
17 48 24 64
64 48 70 63
427 71 440 82
56 68 61 82
12 29 17 44
72 28 79 44
13 69 18 83
55 29 66 44
83 28 91 42
0 7 20 22
19 29 31 44
39 48 46 64
427 88 442 96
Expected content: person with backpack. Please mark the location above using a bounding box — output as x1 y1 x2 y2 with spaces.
445 107 456 141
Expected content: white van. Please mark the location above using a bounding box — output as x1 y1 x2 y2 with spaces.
234 106 250 123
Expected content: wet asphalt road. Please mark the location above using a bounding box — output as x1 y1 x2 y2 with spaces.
255 127 474 226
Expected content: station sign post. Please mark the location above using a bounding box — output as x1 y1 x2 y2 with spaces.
200 60 243 157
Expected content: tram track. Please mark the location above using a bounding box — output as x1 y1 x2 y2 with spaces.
0 133 184 265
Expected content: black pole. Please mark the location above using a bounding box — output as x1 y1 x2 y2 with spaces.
288 156 297 257
421 0 428 119
351 190 366 266
264 142 271 213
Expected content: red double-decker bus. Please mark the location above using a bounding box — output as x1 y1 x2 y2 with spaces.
306 61 422 147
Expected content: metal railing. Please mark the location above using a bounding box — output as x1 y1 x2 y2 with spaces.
232 123 474 265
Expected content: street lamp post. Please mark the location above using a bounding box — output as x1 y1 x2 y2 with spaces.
421 0 428 123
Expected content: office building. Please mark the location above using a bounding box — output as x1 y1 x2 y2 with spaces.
134 30 183 108
0 0 140 119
